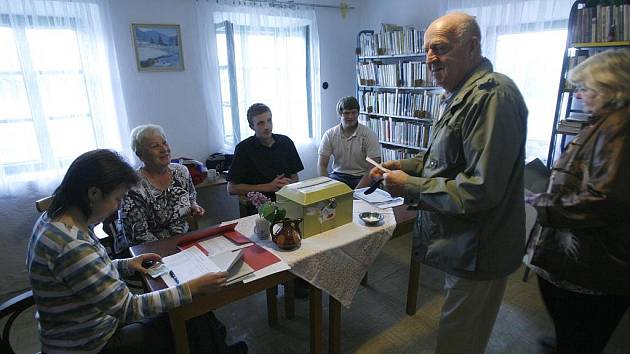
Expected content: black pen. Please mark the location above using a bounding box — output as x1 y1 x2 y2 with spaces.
169 270 180 284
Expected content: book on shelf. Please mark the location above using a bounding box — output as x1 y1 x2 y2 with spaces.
359 91 441 118
557 118 589 134
572 3 630 44
364 116 432 149
358 24 426 56
381 146 421 161
356 61 435 87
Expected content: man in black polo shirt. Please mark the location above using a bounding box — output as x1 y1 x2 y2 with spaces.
227 103 304 215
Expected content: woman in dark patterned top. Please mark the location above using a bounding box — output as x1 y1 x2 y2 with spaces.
121 124 205 245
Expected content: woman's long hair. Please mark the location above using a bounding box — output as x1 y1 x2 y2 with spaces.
47 149 139 219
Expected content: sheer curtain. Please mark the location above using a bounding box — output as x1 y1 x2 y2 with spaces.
444 0 574 162
0 0 129 195
196 0 321 150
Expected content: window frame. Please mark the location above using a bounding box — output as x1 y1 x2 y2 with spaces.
0 14 96 171
214 20 313 147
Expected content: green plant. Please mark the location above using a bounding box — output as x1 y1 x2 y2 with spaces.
259 202 286 223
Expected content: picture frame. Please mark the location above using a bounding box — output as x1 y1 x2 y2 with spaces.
131 23 184 72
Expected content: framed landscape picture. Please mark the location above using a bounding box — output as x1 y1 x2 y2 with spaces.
131 24 184 72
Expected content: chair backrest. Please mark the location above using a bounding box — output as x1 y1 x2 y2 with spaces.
0 290 35 354
35 196 52 213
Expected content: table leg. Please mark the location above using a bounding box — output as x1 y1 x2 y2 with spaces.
284 280 295 320
266 286 278 327
328 295 341 354
310 284 322 354
169 313 191 354
406 258 421 316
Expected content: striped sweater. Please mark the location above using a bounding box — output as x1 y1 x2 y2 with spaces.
26 213 192 354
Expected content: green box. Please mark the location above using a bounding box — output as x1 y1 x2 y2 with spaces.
275 177 353 238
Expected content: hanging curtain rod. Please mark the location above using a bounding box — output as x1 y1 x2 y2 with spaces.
210 0 355 10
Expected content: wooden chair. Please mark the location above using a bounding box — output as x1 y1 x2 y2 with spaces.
0 290 36 354
35 196 52 213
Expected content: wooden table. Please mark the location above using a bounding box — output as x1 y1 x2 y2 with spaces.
130 205 417 354
129 236 307 354
325 205 416 354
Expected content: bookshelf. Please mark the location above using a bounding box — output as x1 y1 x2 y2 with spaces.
356 26 441 160
547 0 630 167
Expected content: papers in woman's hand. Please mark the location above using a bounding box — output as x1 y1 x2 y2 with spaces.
354 187 404 208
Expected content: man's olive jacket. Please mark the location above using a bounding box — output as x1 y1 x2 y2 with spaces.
402 58 528 280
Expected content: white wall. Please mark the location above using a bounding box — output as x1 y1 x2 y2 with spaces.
360 0 443 30
109 0 215 163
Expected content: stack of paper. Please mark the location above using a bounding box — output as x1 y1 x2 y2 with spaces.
353 187 404 208
162 246 254 287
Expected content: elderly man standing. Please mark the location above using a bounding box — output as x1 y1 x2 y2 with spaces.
368 13 528 353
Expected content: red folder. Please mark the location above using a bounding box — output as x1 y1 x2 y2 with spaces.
176 223 280 271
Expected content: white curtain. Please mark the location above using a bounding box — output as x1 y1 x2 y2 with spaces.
196 0 321 150
0 0 129 195
444 0 575 162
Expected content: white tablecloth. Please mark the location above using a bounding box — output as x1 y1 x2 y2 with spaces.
228 200 396 307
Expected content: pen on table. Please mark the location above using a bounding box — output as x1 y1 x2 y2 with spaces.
169 270 180 284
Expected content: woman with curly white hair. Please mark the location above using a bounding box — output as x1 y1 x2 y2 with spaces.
527 49 630 354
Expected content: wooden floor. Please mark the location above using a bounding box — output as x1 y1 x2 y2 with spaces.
7 232 630 353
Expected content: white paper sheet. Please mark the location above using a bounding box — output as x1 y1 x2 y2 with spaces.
162 246 221 287
197 235 251 256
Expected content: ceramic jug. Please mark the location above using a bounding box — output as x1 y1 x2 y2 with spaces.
270 218 302 250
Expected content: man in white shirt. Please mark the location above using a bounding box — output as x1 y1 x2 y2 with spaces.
318 96 381 189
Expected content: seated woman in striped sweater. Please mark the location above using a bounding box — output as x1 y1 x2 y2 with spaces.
26 149 240 354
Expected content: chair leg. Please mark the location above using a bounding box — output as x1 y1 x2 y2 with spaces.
284 281 295 320
266 286 278 327
406 258 421 316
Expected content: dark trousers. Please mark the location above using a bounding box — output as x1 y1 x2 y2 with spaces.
329 172 362 189
538 276 630 354
101 312 228 354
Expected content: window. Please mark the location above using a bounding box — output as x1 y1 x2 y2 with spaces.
214 14 316 147
0 25 97 171
494 29 567 163
0 2 124 188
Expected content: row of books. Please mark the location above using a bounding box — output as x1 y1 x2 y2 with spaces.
358 25 426 56
381 146 420 161
557 112 590 134
364 116 433 149
357 62 435 87
359 91 441 119
557 119 587 134
572 4 630 43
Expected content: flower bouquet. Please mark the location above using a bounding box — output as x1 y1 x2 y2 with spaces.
247 192 286 238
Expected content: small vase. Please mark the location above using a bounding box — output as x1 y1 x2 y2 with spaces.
254 217 271 239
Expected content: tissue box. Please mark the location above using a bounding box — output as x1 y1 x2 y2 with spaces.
276 177 353 238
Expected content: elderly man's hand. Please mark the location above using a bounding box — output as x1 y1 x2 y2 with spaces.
383 170 409 197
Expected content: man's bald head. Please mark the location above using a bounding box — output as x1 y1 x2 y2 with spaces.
424 12 483 92
429 12 481 56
